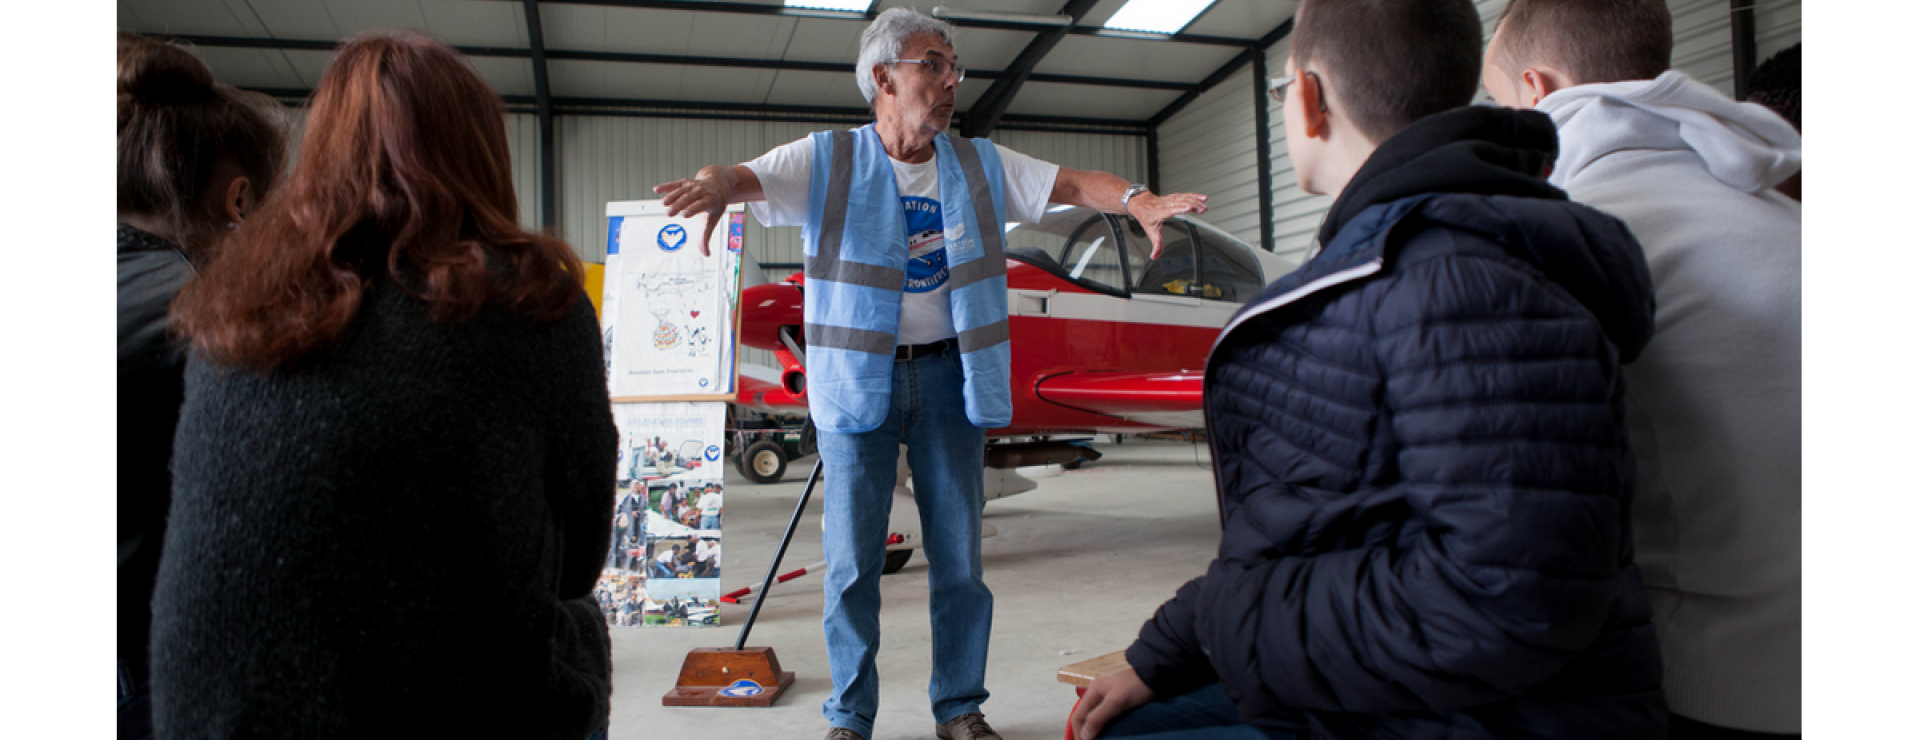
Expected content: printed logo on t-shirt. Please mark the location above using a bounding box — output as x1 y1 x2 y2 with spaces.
902 196 948 294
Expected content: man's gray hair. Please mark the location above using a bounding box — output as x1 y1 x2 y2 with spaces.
855 7 957 103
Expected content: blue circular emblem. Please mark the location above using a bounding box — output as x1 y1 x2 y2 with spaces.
698 377 709 388
658 224 688 252
718 679 765 698
705 445 721 461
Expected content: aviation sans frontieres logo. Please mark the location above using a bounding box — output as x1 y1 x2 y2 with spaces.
718 679 765 698
658 224 687 252
902 196 950 294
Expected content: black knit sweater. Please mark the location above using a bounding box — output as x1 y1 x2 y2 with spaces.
150 246 617 739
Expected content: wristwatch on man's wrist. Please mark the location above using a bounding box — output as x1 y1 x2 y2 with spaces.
1120 183 1150 216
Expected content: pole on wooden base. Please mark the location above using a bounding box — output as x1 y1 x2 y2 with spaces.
662 459 822 707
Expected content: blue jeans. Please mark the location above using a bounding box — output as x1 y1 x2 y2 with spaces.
1103 684 1297 740
818 347 990 739
701 513 720 530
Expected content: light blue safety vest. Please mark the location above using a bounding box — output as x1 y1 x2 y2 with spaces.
801 124 1012 434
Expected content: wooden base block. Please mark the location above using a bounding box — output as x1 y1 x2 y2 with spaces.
661 646 796 707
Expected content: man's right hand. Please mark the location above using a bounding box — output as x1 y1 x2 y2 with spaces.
653 166 735 257
1070 666 1155 740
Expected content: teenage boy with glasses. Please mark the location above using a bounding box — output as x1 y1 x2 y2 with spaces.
1072 1 1667 738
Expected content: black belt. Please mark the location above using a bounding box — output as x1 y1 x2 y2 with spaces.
895 337 956 361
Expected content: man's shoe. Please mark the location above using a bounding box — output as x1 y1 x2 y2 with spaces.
936 713 1003 740
824 728 866 740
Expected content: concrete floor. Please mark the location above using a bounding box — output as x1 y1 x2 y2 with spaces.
608 438 1221 740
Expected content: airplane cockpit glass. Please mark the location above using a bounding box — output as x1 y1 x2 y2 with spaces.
1004 207 1268 301
1058 217 1125 291
1116 218 1200 299
1190 224 1266 302
1006 207 1129 296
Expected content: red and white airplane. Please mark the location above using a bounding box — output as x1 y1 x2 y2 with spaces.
735 205 1298 437
723 206 1301 577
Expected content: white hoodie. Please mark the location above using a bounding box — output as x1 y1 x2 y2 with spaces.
1538 71 1801 733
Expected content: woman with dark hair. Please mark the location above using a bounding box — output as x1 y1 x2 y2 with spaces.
116 31 286 740
154 30 615 739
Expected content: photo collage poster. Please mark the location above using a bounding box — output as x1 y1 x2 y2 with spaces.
598 402 727 628
596 200 743 629
601 201 746 401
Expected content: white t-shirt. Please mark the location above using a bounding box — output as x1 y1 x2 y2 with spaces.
745 135 1060 345
697 491 723 515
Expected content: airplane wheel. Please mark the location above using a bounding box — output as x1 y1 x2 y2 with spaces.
882 549 912 575
742 440 787 484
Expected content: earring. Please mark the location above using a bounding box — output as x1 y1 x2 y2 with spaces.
227 222 239 231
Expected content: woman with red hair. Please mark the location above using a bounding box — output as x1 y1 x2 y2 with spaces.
155 30 615 739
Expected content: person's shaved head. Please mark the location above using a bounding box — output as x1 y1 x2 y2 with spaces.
1491 0 1672 85
1291 0 1484 143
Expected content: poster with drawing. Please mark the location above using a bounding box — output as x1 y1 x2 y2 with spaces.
601 200 745 401
597 401 726 628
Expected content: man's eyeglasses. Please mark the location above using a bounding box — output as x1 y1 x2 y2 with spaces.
1268 70 1327 111
886 58 966 83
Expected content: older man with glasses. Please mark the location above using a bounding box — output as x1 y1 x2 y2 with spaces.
653 8 1208 740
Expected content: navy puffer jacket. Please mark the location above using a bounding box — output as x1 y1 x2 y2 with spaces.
1125 107 1667 739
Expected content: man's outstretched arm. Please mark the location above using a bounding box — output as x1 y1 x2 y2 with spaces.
653 164 765 256
1049 168 1208 259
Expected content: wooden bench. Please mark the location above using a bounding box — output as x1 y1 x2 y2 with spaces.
1057 650 1131 693
1058 651 1130 740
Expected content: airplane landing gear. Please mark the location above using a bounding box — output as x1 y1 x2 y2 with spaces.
741 440 786 484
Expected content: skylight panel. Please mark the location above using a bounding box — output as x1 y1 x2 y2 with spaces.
785 0 875 12
1103 0 1220 35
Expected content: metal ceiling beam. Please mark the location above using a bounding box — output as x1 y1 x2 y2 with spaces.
1146 17 1292 128
167 34 1196 92
533 0 877 22
960 0 1101 138
1250 50 1274 252
523 0 557 231
530 0 1256 47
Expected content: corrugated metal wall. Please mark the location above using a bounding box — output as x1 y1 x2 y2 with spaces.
1158 65 1266 254
1163 0 1800 262
503 113 544 230
1670 0 1803 97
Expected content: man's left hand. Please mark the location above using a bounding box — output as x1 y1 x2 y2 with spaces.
1128 192 1209 259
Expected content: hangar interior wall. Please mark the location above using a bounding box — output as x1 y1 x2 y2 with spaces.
1159 0 1801 260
